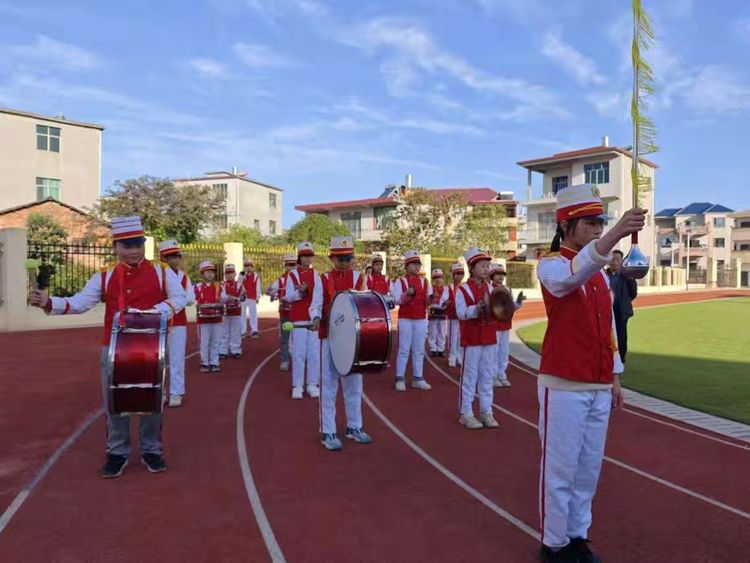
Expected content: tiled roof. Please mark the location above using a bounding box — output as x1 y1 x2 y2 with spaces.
655 208 680 218
0 198 89 217
517 145 658 169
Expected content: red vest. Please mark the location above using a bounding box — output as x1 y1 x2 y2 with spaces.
172 270 189 327
242 272 259 299
397 275 428 320
492 282 513 331
539 246 615 384
458 279 497 347
288 267 316 322
446 284 458 320
428 286 446 320
367 272 390 295
101 261 167 344
277 273 292 316
194 282 223 325
320 269 363 339
223 280 243 316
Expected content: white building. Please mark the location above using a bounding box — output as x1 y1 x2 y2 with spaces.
729 209 750 287
174 168 283 236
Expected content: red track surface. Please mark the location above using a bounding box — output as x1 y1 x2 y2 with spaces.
0 290 748 562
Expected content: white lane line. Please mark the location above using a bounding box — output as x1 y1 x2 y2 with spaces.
362 394 541 541
425 356 750 521
236 349 285 563
507 359 750 451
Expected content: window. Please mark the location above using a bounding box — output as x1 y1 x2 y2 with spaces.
269 220 277 235
714 238 725 248
253 219 260 230
551 176 568 194
36 177 61 201
583 162 609 184
374 206 395 230
214 183 228 201
269 192 277 210
36 125 61 152
340 211 362 239
739 220 750 228
713 217 725 228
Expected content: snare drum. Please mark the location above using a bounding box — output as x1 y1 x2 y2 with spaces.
224 299 242 316
428 305 446 320
197 303 224 320
328 290 392 376
106 309 167 416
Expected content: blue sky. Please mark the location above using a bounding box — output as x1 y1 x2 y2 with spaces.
2 0 750 225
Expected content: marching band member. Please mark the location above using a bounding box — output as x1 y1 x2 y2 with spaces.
194 261 227 374
284 242 323 399
365 253 390 296
318 237 371 451
391 250 432 392
536 184 643 562
266 253 297 372
240 258 261 339
28 216 187 478
220 264 243 359
447 262 465 368
454 248 499 430
159 239 194 408
489 263 524 388
427 268 449 357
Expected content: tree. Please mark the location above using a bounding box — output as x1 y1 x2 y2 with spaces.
27 213 68 245
87 176 225 243
284 213 350 249
454 203 509 258
208 224 268 247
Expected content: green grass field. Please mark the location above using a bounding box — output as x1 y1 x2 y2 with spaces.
516 297 750 425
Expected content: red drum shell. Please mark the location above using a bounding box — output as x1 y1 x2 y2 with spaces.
197 304 224 318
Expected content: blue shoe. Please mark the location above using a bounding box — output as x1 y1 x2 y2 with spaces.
320 433 343 451
345 427 372 444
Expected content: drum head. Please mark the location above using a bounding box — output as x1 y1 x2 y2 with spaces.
329 292 358 375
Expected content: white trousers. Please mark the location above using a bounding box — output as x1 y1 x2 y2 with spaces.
292 327 320 388
428 318 447 352
459 345 495 415
242 300 258 335
396 318 428 380
168 326 187 396
538 386 612 548
221 315 243 355
320 339 363 434
449 320 463 365
496 330 510 377
199 323 222 366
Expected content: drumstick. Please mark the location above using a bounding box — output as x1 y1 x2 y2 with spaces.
281 321 317 332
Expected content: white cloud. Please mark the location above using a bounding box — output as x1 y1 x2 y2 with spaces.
679 65 750 113
233 43 295 68
541 30 605 86
188 58 231 79
6 34 100 70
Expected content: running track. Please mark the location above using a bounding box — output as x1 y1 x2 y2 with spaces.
0 290 748 561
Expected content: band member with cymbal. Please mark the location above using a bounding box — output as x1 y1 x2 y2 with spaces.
447 262 465 368
28 216 187 478
391 250 432 392
489 262 525 388
454 248 499 430
220 264 243 359
427 268 449 357
240 258 261 339
284 241 323 400
194 261 227 374
266 253 297 372
536 184 643 562
365 253 390 296
318 236 371 451
159 239 194 408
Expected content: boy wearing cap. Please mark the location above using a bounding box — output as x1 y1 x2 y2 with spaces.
489 262 524 388
194 261 227 373
318 236 371 451
365 253 390 295
455 248 499 430
159 240 194 407
427 269 449 357
28 216 187 478
266 254 297 371
536 183 644 563
240 258 261 338
221 264 243 359
283 242 323 399
391 250 432 392
447 263 465 368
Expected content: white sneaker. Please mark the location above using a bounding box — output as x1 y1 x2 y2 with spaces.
291 386 304 399
459 414 483 430
395 380 406 392
168 394 183 408
307 385 320 398
411 379 431 390
448 361 456 368
279 360 289 372
492 376 503 388
480 412 500 428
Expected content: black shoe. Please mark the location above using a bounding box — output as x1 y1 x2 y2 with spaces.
141 453 167 473
569 538 600 563
100 454 128 479
429 350 437 357
539 543 578 563
232 353 242 359
219 353 228 359
437 351 445 357
210 365 220 373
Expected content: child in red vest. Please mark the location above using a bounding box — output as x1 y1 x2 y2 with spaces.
427 268 449 357
221 264 243 359
447 262 465 368
454 248 498 430
240 258 261 338
194 261 227 373
366 253 390 295
536 183 644 562
391 250 432 392
266 253 297 371
489 262 525 388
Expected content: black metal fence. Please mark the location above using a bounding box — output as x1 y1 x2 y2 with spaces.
27 242 115 297
180 243 227 283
